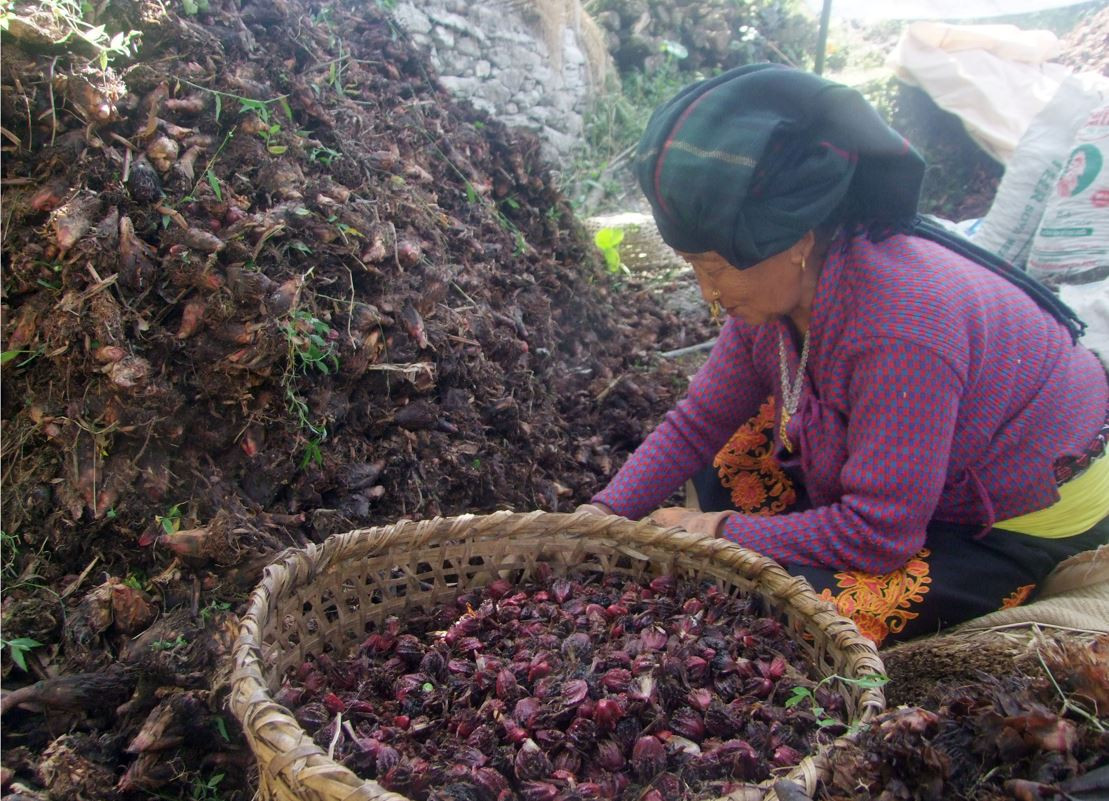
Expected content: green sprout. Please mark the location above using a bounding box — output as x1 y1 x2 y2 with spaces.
199 600 231 624
280 308 336 468
785 673 889 731
2 636 42 671
299 436 324 470
282 310 339 375
238 96 294 155
0 1 140 70
308 145 342 166
593 227 626 274
149 635 188 652
1 349 42 368
155 502 183 535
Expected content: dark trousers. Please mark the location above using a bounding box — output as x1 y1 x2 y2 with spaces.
692 465 1108 646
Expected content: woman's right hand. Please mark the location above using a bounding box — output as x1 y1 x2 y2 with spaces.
574 501 615 516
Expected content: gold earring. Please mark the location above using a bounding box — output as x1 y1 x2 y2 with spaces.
709 289 722 325
801 256 807 273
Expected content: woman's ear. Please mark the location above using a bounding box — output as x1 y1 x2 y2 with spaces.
792 230 816 265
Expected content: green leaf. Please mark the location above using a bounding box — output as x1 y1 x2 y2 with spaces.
157 503 182 534
205 170 222 202
851 674 890 689
279 97 293 122
603 249 620 272
213 92 222 122
593 227 624 251
659 39 689 59
213 717 230 741
784 689 808 709
1 351 20 365
5 637 42 671
267 145 288 155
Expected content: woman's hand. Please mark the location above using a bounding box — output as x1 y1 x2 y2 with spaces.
648 507 735 537
647 507 700 529
574 501 615 516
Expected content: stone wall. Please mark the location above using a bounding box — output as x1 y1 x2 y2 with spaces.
391 0 607 162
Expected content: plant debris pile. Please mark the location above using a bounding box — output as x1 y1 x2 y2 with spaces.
818 635 1109 801
281 571 843 801
1055 5 1109 77
0 0 706 796
589 0 815 75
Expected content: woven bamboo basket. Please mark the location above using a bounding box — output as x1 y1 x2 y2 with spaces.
230 511 886 801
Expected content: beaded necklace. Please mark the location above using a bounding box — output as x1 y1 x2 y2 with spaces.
777 328 811 453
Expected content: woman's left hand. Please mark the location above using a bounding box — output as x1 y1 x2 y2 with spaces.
647 507 735 536
647 507 700 529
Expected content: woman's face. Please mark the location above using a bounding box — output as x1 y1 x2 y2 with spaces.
678 245 808 327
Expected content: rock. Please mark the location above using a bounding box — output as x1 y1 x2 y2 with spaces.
392 3 432 35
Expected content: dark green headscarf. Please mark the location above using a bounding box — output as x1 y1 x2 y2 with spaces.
635 63 1086 341
636 63 925 268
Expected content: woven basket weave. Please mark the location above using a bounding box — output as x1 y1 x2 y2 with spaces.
230 511 886 801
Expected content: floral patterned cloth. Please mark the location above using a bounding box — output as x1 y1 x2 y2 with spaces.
692 394 1108 647
712 396 796 515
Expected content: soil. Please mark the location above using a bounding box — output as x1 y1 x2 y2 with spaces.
0 2 1105 801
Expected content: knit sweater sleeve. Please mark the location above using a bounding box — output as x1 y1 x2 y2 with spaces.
719 337 963 574
592 320 769 519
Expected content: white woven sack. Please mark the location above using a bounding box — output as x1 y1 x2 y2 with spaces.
1027 103 1109 286
972 72 1109 268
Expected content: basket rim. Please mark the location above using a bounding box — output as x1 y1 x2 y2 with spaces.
230 510 887 801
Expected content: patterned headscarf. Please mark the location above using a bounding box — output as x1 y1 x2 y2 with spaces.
635 63 925 268
635 63 1086 341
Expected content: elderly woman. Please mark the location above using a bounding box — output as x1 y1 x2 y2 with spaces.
583 64 1108 646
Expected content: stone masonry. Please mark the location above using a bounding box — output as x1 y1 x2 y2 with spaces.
391 0 603 162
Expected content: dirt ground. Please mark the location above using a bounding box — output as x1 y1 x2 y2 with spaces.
0 2 1105 800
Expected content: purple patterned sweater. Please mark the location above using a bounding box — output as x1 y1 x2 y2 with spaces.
593 233 1108 573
